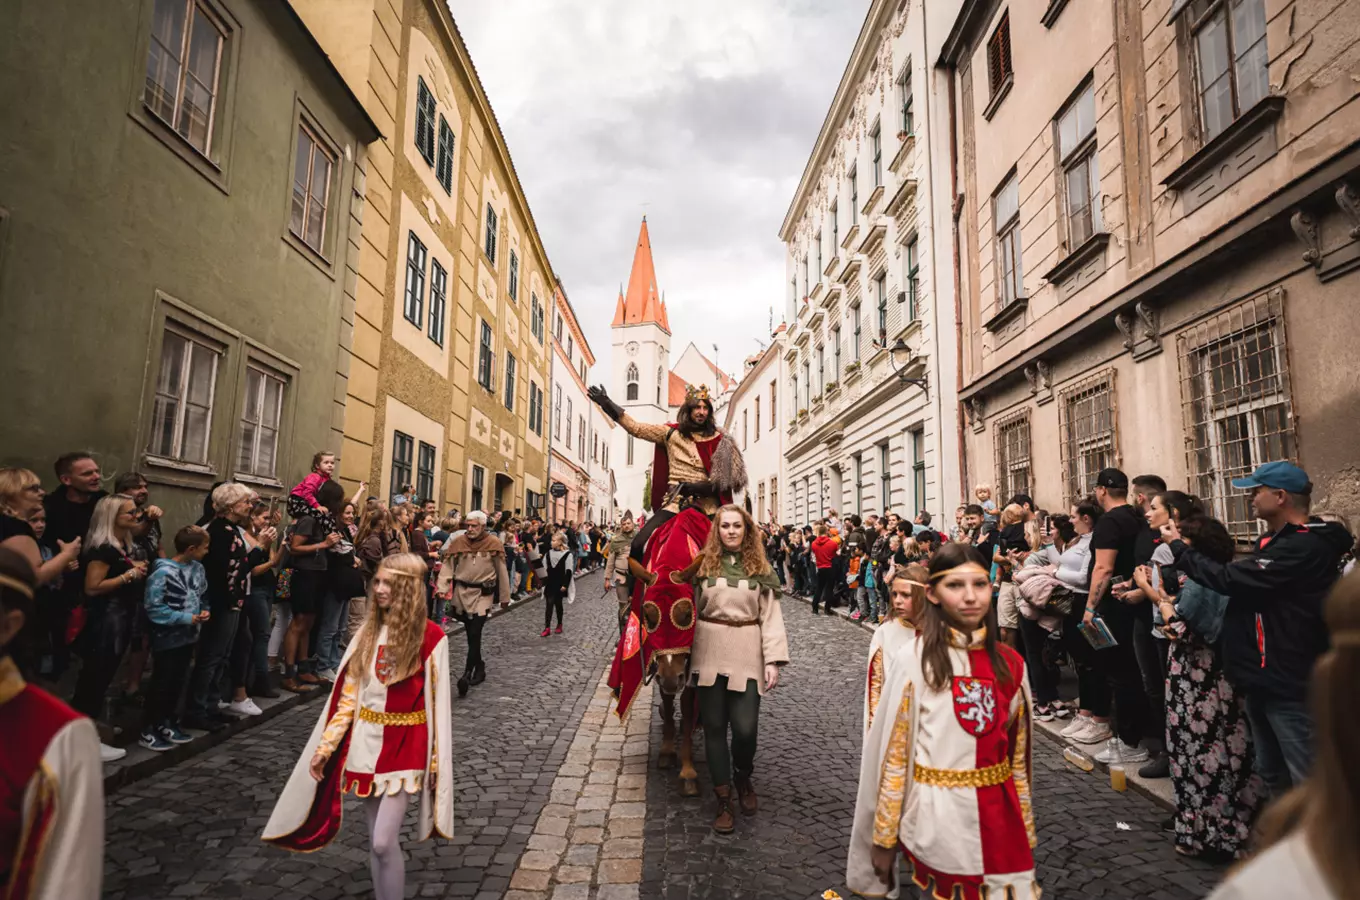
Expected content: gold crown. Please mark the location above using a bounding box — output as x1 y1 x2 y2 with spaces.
685 384 711 403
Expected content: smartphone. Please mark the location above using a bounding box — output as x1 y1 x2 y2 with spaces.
1158 563 1179 595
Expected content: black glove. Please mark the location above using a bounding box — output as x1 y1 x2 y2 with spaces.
588 385 623 422
677 481 716 499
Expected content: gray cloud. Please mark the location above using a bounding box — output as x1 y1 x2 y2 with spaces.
451 0 863 375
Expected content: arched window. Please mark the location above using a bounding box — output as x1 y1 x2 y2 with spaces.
656 366 663 404
626 363 639 401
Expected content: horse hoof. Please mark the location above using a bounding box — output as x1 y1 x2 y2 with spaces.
680 779 700 798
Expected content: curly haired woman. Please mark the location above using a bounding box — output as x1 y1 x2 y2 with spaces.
674 504 789 834
263 553 454 900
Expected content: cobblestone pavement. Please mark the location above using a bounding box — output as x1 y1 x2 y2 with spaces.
640 595 1229 900
103 569 622 900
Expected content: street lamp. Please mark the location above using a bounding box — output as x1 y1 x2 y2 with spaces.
887 337 929 396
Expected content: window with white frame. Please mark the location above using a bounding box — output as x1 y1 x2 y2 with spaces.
1059 370 1119 505
416 441 435 503
758 482 766 522
144 0 226 156
414 77 436 164
477 320 494 390
484 203 498 264
428 259 447 346
875 273 888 340
530 293 544 342
830 202 839 250
801 360 810 410
626 363 639 401
391 431 413 496
831 325 841 381
897 68 914 136
1185 0 1268 142
289 124 333 254
816 232 823 282
1177 293 1294 540
910 427 926 514
853 453 863 515
508 250 519 301
905 238 920 321
849 167 859 225
566 398 573 446
995 411 1032 503
878 442 891 510
871 122 883 188
656 366 663 404
626 434 634 466
579 416 586 460
150 326 221 464
815 345 825 396
1056 81 1100 248
553 384 562 439
236 365 284 478
742 410 748 449
769 381 777 429
769 477 778 521
404 232 426 327
754 396 761 439
994 172 1023 308
435 116 454 193
504 351 516 410
851 303 861 360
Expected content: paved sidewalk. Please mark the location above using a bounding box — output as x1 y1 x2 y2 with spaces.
507 673 653 900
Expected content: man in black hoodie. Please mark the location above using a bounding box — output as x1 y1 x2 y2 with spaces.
1162 461 1352 794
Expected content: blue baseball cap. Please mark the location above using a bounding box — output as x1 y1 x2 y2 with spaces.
1230 461 1312 493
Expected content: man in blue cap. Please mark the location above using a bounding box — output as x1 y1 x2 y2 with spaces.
1159 460 1353 794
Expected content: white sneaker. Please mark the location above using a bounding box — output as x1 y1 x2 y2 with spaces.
1072 720 1113 745
1059 716 1090 738
217 700 230 710
1094 738 1150 764
227 698 263 717
317 668 339 682
99 742 127 763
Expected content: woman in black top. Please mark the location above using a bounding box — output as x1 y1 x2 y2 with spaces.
281 481 343 692
74 495 147 758
229 502 282 711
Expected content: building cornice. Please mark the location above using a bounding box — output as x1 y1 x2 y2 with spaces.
936 0 1003 68
553 280 596 366
779 0 899 241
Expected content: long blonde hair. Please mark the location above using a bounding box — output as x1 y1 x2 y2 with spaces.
85 495 133 554
351 553 428 685
679 505 771 582
1253 569 1360 894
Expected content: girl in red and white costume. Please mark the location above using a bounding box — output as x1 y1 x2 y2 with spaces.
848 542 1039 900
264 553 453 900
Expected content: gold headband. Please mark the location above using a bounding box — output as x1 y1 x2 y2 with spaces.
927 562 991 583
0 573 34 600
892 578 928 589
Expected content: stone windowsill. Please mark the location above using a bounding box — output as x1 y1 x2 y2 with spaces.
840 224 861 251
1042 231 1111 285
983 296 1028 333
982 74 1014 122
1163 96 1286 191
861 185 885 219
888 133 916 174
823 255 841 277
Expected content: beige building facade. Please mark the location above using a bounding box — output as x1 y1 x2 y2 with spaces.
929 0 1360 537
294 0 553 514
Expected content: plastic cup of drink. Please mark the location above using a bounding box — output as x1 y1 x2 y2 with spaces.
1110 765 1128 792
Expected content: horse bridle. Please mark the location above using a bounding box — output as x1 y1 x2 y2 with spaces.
643 648 692 688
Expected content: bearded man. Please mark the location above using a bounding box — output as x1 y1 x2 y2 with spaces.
587 383 746 557
435 510 509 697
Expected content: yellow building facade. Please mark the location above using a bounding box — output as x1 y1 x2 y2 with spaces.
291 0 553 513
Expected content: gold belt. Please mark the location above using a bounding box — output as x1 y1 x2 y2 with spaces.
913 760 1012 789
358 707 426 726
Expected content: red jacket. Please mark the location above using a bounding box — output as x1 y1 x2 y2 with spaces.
811 536 839 569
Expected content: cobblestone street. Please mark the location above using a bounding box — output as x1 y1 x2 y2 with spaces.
102 571 1226 899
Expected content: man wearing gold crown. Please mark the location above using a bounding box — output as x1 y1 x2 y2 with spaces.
587 381 748 716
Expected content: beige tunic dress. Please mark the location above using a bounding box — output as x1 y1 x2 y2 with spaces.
436 532 510 616
688 556 789 695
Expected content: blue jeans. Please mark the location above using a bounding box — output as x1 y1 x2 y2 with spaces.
855 583 877 620
315 589 349 672
1243 692 1314 795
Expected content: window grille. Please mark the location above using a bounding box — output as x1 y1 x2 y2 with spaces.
1176 292 1294 541
414 77 435 164
994 410 1031 504
1058 370 1119 506
435 116 454 193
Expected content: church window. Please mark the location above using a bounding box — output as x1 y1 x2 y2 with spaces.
627 435 635 466
626 363 639 401
656 366 663 404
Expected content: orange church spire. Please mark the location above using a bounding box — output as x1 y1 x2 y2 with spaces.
617 217 670 334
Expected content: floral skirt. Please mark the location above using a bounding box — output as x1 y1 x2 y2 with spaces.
1164 636 1264 857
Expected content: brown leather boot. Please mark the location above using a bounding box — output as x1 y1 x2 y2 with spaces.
711 786 736 834
734 773 758 815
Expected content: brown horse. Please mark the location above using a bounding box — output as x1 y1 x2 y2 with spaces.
651 650 700 797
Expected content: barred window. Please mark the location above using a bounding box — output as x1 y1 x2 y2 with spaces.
1059 370 1119 505
994 411 1031 504
1177 293 1294 541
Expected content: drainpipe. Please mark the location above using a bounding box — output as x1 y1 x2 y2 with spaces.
946 66 969 507
921 3 947 518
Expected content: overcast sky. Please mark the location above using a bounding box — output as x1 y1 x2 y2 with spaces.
451 1 865 382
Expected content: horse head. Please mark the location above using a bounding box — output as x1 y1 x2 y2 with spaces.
648 648 691 697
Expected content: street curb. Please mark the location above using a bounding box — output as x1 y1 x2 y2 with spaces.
780 588 1176 812
104 583 559 796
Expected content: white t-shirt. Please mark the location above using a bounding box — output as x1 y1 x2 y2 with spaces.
1206 833 1337 900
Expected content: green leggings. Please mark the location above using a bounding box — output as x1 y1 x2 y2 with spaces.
697 676 761 787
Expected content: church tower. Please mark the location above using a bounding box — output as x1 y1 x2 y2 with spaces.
610 218 671 513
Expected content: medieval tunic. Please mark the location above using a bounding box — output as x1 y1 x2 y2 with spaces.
848 627 1038 900
688 556 789 695
0 657 103 900
435 532 510 617
615 413 744 515
263 620 454 850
